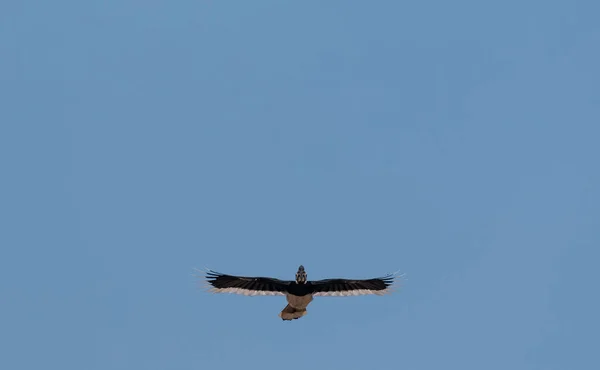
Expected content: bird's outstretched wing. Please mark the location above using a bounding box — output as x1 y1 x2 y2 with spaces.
310 273 399 296
204 269 291 296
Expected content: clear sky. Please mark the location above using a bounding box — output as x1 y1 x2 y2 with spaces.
1 1 599 369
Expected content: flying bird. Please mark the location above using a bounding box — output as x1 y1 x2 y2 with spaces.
202 265 401 320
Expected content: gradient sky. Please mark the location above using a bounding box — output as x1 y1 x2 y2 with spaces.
2 1 599 369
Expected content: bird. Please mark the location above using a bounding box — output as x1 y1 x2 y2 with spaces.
201 265 401 320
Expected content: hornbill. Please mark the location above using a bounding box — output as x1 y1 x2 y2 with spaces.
202 265 401 320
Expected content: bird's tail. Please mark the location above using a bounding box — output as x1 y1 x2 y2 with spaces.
279 304 307 321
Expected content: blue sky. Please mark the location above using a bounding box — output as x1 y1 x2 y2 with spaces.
1 1 599 369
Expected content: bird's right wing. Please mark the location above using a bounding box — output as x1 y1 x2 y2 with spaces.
311 272 400 296
203 269 291 296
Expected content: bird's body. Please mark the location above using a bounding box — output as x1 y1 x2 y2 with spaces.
280 291 313 320
203 265 400 320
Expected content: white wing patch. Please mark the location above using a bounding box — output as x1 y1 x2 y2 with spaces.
313 288 392 297
208 287 285 296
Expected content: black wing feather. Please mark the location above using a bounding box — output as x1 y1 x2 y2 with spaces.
205 270 291 296
310 274 396 296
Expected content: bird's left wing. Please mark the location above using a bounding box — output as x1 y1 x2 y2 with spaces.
310 273 399 296
204 269 290 296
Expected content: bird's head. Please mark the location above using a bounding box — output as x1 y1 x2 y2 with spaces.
295 265 307 284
